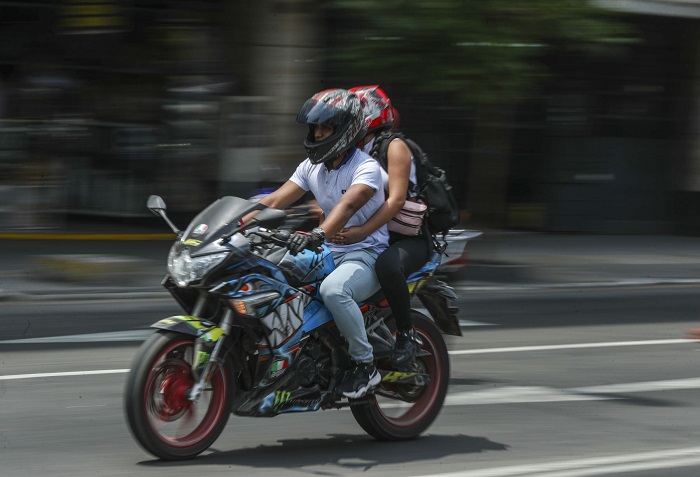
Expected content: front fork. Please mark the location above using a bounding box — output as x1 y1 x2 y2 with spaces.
152 291 232 403
188 292 233 402
188 318 228 403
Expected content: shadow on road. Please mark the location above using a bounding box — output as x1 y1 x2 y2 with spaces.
140 433 508 470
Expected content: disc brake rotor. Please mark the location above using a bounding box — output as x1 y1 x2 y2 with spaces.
153 362 194 421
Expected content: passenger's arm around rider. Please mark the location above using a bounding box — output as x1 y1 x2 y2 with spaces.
332 137 412 245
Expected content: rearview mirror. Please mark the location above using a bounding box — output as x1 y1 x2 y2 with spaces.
147 195 166 214
146 195 179 234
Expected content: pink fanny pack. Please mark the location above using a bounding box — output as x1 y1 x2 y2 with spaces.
387 199 427 236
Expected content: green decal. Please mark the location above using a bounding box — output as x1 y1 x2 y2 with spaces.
273 390 291 408
203 327 224 342
195 351 210 368
382 371 416 383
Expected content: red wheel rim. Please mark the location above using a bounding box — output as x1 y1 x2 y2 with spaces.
371 327 443 427
143 339 229 448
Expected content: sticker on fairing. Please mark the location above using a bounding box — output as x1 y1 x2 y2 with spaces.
154 316 223 341
193 224 208 235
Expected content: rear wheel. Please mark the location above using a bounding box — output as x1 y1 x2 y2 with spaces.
124 330 234 460
350 311 449 440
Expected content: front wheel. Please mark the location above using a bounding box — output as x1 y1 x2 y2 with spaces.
350 311 450 440
124 330 234 460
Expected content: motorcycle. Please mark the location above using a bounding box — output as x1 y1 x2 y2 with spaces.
124 194 466 460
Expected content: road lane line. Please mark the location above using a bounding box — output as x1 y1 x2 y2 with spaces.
573 376 700 394
449 338 695 355
412 446 700 477
459 319 495 327
445 386 611 405
453 278 700 292
1 339 695 382
5 369 700 408
446 377 700 406
0 330 153 343
0 369 129 380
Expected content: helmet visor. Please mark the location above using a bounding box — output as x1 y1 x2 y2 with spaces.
296 95 351 128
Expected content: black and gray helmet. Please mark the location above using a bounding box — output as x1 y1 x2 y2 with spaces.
296 88 367 165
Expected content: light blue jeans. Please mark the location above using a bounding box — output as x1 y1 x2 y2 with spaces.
319 248 381 363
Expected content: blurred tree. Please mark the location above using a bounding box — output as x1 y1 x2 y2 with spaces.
328 0 632 226
330 0 628 104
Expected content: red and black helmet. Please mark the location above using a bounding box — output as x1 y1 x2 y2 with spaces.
296 88 366 165
349 85 395 133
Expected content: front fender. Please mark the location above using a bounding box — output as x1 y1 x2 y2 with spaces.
152 315 224 341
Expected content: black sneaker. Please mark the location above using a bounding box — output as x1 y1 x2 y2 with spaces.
337 361 381 399
392 329 422 366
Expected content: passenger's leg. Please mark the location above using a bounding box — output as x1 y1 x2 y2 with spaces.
375 236 431 365
375 236 430 332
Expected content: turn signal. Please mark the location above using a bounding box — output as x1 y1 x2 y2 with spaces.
229 291 281 317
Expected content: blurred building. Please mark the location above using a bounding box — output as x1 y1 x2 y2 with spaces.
524 0 700 234
0 0 700 234
0 0 316 227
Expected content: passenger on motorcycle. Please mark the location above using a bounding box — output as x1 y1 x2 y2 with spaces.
331 85 430 366
254 88 389 399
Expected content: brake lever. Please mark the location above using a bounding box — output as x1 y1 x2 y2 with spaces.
248 229 289 247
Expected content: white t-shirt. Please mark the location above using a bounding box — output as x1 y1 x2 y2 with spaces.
290 147 389 254
362 137 418 197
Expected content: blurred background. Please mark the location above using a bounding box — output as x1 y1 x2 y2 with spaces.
1 0 699 234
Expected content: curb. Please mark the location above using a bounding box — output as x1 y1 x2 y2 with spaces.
0 289 169 302
0 233 175 240
452 262 535 284
34 254 145 283
4 278 700 303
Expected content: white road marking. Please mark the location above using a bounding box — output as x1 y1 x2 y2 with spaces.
412 446 700 477
459 319 495 327
0 336 700 392
453 278 700 292
0 369 129 380
446 377 700 406
449 338 695 355
445 386 610 405
0 329 153 344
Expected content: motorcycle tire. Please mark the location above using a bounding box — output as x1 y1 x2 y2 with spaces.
124 330 234 460
350 310 450 440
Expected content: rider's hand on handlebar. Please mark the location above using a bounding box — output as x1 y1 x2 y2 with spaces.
286 227 325 255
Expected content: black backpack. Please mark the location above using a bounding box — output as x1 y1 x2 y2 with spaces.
371 131 460 236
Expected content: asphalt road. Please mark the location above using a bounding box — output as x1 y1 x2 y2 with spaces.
2 285 700 476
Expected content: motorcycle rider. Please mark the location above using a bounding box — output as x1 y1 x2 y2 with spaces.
331 85 430 365
254 88 389 399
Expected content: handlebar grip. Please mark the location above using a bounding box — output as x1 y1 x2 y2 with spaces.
273 230 291 241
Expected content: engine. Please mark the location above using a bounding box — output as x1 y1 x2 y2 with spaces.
294 339 332 388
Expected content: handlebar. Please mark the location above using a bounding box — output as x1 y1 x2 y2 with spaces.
249 228 324 255
247 228 290 247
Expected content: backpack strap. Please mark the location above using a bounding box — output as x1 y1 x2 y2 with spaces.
369 131 417 194
403 137 432 183
368 130 402 170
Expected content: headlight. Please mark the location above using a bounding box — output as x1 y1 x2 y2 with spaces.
168 248 228 287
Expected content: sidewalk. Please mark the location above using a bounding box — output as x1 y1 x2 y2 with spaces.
455 231 700 287
0 218 173 300
1 226 700 301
